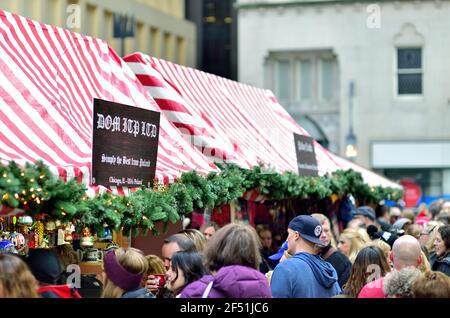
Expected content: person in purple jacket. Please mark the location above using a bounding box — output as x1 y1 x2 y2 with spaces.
180 223 272 298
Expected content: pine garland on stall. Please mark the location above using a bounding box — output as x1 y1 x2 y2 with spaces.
0 160 404 237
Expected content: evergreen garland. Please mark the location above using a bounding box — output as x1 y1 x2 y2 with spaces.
0 160 404 236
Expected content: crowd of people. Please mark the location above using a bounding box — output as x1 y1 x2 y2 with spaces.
0 199 449 298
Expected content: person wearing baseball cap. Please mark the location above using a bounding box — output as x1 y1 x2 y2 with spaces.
271 215 342 298
352 206 377 227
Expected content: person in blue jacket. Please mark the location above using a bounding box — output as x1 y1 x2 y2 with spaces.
271 215 342 298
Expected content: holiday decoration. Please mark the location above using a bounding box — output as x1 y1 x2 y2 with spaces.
0 160 403 237
35 221 44 248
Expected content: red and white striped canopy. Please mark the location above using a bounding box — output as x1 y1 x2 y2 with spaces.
125 53 401 189
0 10 217 197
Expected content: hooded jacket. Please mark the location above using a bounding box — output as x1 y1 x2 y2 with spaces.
430 251 450 277
271 252 341 298
180 265 272 298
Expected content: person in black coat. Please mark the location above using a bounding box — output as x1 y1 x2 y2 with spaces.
429 225 450 277
311 214 352 288
319 244 352 288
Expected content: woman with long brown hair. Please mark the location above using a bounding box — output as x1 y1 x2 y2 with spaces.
343 245 391 297
0 254 39 298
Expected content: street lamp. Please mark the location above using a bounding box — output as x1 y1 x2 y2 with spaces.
345 80 358 160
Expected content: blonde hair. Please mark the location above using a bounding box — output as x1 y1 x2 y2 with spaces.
402 209 415 222
340 228 371 263
406 224 422 240
145 254 166 275
0 254 39 298
311 213 337 248
412 270 450 298
418 250 430 272
101 247 148 298
179 229 207 253
367 239 391 260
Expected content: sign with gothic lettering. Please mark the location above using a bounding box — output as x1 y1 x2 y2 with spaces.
294 134 319 177
91 98 160 188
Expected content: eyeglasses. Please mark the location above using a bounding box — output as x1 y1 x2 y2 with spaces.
419 225 437 237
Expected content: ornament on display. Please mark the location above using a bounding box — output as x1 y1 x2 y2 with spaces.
80 227 94 247
64 223 74 242
0 239 17 254
64 231 73 242
35 221 44 247
45 221 56 232
102 227 113 241
18 216 33 225
10 232 25 249
40 235 49 248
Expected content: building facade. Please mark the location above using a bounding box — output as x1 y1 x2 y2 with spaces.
0 0 196 66
237 0 450 196
185 0 238 79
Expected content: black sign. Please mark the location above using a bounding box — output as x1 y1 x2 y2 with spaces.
294 134 319 177
91 98 160 188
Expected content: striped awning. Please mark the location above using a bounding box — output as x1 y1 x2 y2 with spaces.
0 10 217 197
125 53 401 189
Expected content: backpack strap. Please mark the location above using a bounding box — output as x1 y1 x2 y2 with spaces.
202 281 214 298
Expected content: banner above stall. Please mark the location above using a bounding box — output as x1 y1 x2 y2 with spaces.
91 98 160 188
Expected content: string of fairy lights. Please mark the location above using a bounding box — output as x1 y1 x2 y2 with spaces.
0 160 404 237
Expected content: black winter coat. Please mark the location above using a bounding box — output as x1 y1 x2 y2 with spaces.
430 251 450 277
320 245 352 288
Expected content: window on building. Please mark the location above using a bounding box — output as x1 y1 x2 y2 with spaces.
298 60 312 100
271 51 338 105
397 48 422 95
151 27 161 57
176 36 186 65
136 22 147 53
86 4 98 37
276 61 290 101
204 1 217 23
320 59 336 101
163 32 173 61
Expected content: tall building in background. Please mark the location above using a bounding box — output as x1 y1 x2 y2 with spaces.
237 0 450 196
0 0 196 66
186 0 237 80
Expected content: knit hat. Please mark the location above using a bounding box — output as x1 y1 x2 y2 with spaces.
103 250 143 291
25 248 62 285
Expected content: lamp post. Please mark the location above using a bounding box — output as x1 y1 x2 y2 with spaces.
345 80 358 160
113 13 135 57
